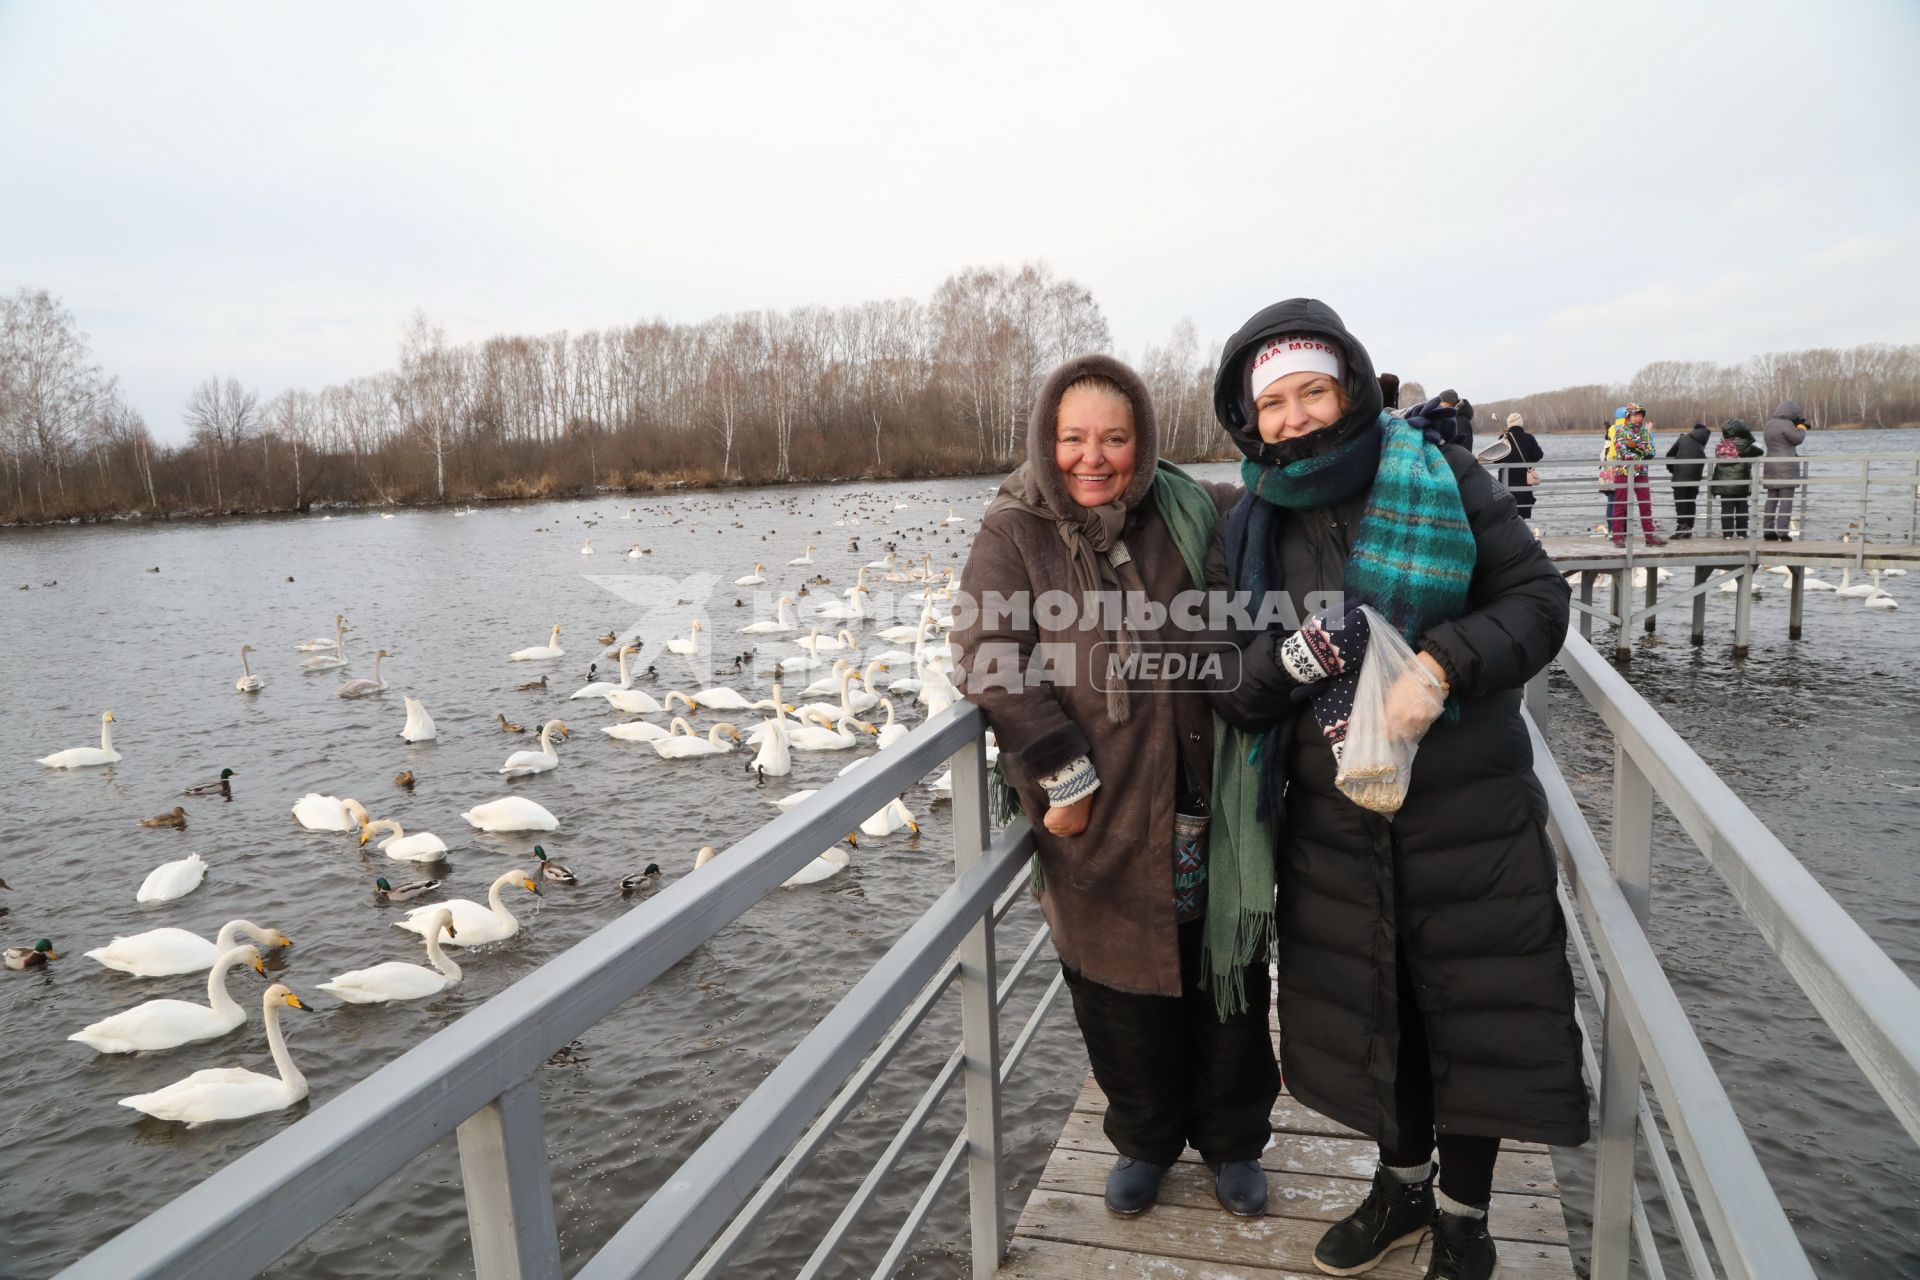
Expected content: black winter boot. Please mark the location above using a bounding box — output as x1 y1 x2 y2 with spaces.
1422 1209 1497 1279
1312 1164 1435 1275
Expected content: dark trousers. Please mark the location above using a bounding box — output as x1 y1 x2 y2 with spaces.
1672 483 1699 531
1061 916 1279 1166
1721 497 1750 538
1376 954 1501 1209
1764 486 1796 535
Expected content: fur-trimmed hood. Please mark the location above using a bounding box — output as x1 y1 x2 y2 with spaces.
1211 298 1384 465
1024 353 1160 513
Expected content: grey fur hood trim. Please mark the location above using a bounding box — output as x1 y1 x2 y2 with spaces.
1024 354 1160 514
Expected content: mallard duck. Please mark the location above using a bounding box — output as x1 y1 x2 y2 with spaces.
374 876 440 903
533 845 575 883
516 674 549 692
620 864 663 895
140 806 188 829
183 768 236 798
596 631 619 646
497 713 526 734
393 770 416 790
6 939 56 969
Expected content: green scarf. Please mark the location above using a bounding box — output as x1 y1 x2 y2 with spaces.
993 461 1273 1019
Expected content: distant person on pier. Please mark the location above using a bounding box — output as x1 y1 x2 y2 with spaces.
1205 297 1587 1280
1602 402 1667 546
953 355 1275 1222
1378 371 1401 411
1453 396 1475 451
1710 418 1764 537
1496 412 1545 519
1762 399 1809 541
1664 421 1713 538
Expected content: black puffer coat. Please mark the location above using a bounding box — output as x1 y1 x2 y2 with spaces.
1209 298 1589 1150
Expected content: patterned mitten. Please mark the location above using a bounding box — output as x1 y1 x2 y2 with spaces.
1311 669 1362 769
1276 605 1371 688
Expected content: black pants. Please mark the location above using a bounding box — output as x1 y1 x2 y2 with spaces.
1721 497 1749 538
1376 954 1501 1209
1513 489 1536 519
1061 916 1279 1166
1673 483 1699 531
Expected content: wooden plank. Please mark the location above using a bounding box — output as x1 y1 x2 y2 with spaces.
1051 1112 1560 1197
998 1236 1317 1279
1010 1191 1578 1280
1032 1148 1568 1245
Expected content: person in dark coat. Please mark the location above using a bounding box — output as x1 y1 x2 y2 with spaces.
1664 422 1713 538
1453 397 1475 452
952 355 1273 1221
1497 412 1545 519
1761 399 1808 540
1710 419 1764 537
1205 298 1586 1280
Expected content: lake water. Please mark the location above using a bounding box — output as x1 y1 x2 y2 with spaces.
2 431 1915 1277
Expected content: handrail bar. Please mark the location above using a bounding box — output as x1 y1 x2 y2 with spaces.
57 702 993 1280
573 817 1036 1280
1554 632 1920 1143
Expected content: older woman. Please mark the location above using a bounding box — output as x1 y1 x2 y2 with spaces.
1208 301 1586 1280
953 354 1271 1220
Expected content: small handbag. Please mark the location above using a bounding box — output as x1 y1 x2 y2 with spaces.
1526 466 1541 487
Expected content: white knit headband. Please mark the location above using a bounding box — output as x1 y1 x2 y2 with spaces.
1248 334 1344 399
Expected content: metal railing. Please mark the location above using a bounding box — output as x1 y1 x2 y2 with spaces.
1525 630 1920 1280
57 701 1046 1280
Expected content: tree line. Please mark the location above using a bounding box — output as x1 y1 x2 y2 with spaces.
3 272 1917 524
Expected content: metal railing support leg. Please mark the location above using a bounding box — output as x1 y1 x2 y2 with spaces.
458 1078 562 1280
1612 569 1630 660
1643 562 1658 634
950 736 1005 1278
1579 573 1595 642
1732 566 1753 659
1590 747 1655 1280
1689 566 1708 647
1524 668 1549 734
1788 566 1805 640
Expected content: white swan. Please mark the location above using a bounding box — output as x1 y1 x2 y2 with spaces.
788 707 875 751
1865 591 1900 610
1802 573 1837 592
750 713 792 777
860 796 920 838
118 984 312 1124
930 770 953 800
666 619 704 656
336 648 390 698
873 698 907 750
501 719 570 776
70 945 265 1053
602 719 671 742
571 645 637 699
38 711 121 768
788 543 815 566
685 684 755 711
797 669 867 724
605 679 665 713
138 851 208 903
580 537 594 556
292 794 371 832
740 595 798 635
813 586 869 623
735 563 768 586
397 869 539 945
782 844 852 887
462 797 559 832
651 718 742 759
300 617 351 670
799 660 856 698
320 910 461 1003
234 645 264 693
509 624 565 661
401 695 438 742
294 615 346 651
865 551 898 572
942 507 964 525
360 818 450 862
86 919 292 978
1836 569 1883 600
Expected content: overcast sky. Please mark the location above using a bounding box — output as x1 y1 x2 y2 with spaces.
3 0 1917 440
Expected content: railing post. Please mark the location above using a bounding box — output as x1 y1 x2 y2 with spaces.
950 734 1005 1278
1642 561 1658 634
1611 569 1629 660
457 1079 562 1280
1690 565 1708 647
1579 573 1595 642
1788 565 1805 640
1732 566 1753 659
1524 667 1549 734
1590 745 1654 1280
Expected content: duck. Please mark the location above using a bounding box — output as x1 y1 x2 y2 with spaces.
501 719 570 776
300 618 352 671
651 718 742 759
781 835 858 888
37 711 121 768
666 619 704 656
69 945 265 1053
292 794 371 832
739 595 798 635
359 818 450 863
533 846 576 883
788 543 816 566
140 806 189 829
374 876 439 903
860 796 921 838
620 864 663 896
6 939 56 969
336 648 390 698
184 768 236 798
394 769 416 790
118 985 313 1124
516 674 550 692
401 697 437 742
320 910 461 1003
294 615 346 651
735 563 768 586
571 646 637 700
509 624 565 661
234 645 264 693
396 868 540 946
137 851 208 903
497 713 526 734
85 919 290 978
461 796 559 832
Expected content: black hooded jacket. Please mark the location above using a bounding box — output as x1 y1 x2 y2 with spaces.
1666 423 1712 484
1205 298 1589 1149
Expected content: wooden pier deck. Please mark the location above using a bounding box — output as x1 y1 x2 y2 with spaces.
999 1040 1579 1279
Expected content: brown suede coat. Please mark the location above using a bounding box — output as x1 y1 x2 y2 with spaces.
953 355 1238 995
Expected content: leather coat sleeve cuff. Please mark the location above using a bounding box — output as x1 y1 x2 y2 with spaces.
1015 721 1093 781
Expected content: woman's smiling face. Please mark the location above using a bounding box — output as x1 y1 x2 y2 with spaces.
1255 370 1349 444
1054 386 1136 508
